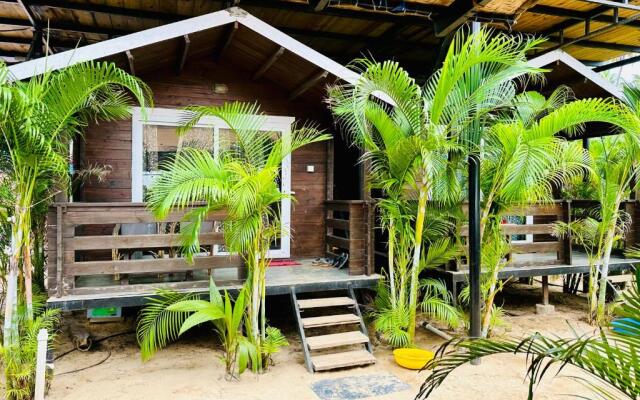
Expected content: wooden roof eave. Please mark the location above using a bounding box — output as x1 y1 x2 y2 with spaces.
527 49 623 100
6 7 361 86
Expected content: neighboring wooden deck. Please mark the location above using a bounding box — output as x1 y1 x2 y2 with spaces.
48 260 381 311
440 251 639 284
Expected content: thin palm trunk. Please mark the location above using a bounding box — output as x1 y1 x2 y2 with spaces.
408 185 428 343
3 221 21 348
388 218 397 308
596 225 616 323
23 230 33 320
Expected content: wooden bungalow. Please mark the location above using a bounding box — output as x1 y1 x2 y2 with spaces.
8 7 383 309
6 0 640 372
9 8 388 371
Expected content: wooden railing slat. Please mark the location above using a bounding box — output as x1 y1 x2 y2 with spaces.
66 255 242 276
69 232 224 250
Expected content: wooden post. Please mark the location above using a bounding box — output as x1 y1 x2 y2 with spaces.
56 205 63 297
34 329 48 400
541 275 550 305
560 200 572 265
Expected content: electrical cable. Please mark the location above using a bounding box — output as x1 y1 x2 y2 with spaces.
54 351 111 376
54 330 134 361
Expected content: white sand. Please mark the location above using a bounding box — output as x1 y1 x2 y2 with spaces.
46 283 601 400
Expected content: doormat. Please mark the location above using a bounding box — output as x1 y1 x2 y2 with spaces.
310 374 410 400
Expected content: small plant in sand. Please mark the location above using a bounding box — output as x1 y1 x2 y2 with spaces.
137 278 288 379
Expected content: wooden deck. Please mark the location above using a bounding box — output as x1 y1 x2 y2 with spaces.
47 260 381 311
443 251 639 284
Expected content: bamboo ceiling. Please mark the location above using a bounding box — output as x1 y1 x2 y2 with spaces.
1 0 639 76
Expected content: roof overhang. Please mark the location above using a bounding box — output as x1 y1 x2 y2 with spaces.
7 7 360 86
527 49 623 100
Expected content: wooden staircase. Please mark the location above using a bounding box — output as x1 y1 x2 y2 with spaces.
290 286 375 372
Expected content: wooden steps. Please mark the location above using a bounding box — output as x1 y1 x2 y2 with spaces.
290 287 375 373
312 349 376 371
297 296 355 309
302 313 361 328
307 331 369 350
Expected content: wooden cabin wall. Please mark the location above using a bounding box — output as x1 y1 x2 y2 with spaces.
80 59 330 258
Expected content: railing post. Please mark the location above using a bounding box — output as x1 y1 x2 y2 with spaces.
560 200 572 265
365 201 374 276
56 205 63 298
34 329 48 400
347 202 365 276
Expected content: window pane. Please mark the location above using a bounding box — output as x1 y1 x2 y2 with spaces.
143 125 214 172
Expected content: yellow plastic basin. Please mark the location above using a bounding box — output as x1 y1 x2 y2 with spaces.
393 348 435 370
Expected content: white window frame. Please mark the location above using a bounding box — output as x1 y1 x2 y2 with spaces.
131 107 294 258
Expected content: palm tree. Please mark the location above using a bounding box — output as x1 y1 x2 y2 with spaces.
0 61 151 347
476 89 624 335
147 101 329 370
329 28 546 345
417 269 640 400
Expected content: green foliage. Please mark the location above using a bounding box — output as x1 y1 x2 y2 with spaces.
0 294 60 400
261 326 288 369
418 271 640 400
0 60 150 342
329 27 543 346
137 279 287 379
147 101 327 371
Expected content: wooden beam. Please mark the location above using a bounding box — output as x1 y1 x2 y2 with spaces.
126 50 135 75
239 0 434 25
535 4 640 35
433 0 491 38
28 0 185 22
16 0 37 27
310 0 330 12
434 0 472 37
177 34 190 74
593 54 640 72
582 0 640 12
289 70 328 100
216 21 237 61
547 36 640 53
252 46 284 80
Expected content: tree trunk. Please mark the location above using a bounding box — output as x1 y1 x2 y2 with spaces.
596 227 616 324
388 218 397 308
407 186 428 344
3 227 21 348
23 233 33 320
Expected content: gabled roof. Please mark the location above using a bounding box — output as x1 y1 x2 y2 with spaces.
7 7 360 86
528 49 622 100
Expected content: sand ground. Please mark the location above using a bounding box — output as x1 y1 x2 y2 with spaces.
46 282 605 400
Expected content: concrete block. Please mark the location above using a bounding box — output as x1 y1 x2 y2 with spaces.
536 303 555 315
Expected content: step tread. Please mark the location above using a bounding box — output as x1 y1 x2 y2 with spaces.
312 349 376 371
297 297 355 309
306 331 369 350
302 314 361 328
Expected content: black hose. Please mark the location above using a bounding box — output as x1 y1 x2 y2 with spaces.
55 330 134 361
55 351 112 376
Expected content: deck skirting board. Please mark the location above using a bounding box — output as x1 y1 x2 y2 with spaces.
47 274 380 311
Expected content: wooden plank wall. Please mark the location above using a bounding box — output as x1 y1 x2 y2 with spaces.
81 59 331 258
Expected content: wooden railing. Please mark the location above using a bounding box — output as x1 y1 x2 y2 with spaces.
325 200 372 276
454 201 572 270
47 203 242 298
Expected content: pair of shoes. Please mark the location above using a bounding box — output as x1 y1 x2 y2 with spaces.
334 252 349 270
312 257 333 266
